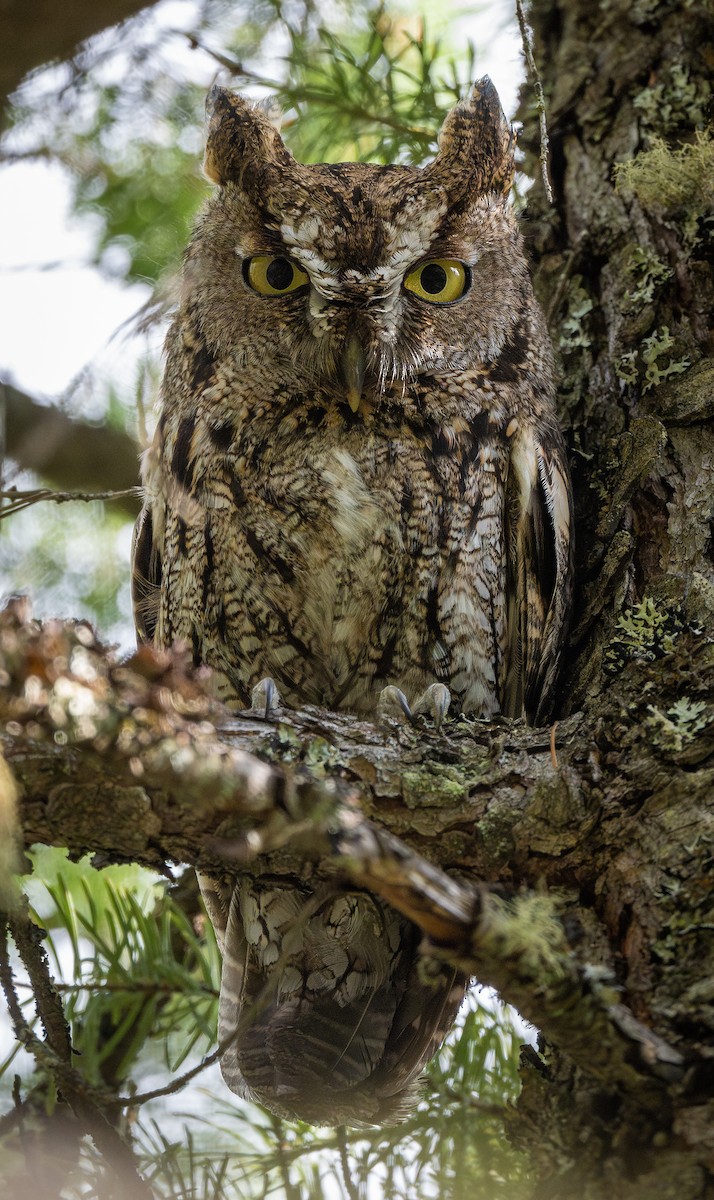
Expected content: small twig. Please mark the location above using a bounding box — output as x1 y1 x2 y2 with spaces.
5 903 73 1064
269 1115 302 1200
14 978 219 997
115 1046 222 1108
0 485 142 517
515 0 554 204
337 1125 361 1200
182 33 270 84
550 721 559 769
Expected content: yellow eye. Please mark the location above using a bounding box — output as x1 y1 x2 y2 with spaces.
245 255 309 296
403 259 469 304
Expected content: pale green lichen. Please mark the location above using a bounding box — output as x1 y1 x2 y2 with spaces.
616 326 691 391
401 764 466 810
641 326 691 390
623 245 672 307
646 698 708 752
605 597 682 673
614 129 714 244
304 736 342 773
559 279 594 352
482 892 567 979
632 64 711 137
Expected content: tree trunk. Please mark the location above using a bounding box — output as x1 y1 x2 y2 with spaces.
510 0 714 1193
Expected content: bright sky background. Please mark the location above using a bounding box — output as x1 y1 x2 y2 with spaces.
0 0 523 401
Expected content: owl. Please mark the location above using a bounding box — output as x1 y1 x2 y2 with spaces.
132 77 573 1124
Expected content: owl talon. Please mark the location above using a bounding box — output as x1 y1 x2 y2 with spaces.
250 677 282 718
377 685 418 726
412 683 452 731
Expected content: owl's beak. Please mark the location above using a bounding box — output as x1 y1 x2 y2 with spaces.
340 334 366 413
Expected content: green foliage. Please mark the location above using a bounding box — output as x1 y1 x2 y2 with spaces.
4 850 220 1090
0 492 135 645
71 84 209 284
2 848 529 1199
4 1 477 289
276 13 474 165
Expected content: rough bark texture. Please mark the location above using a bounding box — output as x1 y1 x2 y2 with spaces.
1 0 713 1196
510 0 714 1193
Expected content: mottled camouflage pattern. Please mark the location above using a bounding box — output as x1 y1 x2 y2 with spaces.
133 77 573 1124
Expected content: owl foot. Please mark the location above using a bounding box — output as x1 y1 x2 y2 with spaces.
413 682 452 729
250 677 282 719
378 683 451 731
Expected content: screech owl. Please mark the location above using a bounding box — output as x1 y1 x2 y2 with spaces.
132 77 573 1125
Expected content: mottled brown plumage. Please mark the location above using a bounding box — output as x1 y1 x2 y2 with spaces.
133 77 573 1125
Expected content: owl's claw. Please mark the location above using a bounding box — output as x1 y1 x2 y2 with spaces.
377 683 451 730
250 676 282 718
377 685 417 726
412 682 452 731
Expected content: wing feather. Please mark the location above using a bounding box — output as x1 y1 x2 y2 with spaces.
503 422 573 724
131 504 162 644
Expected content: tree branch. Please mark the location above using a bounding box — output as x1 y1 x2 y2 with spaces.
1 0 162 112
0 600 691 1116
2 384 141 516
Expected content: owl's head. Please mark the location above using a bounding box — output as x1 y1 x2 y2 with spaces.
187 78 528 414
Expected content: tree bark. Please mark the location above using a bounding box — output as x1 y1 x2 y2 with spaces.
1 573 712 1199
509 0 714 1193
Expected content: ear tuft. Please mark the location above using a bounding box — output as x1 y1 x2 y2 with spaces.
425 77 515 202
203 86 292 190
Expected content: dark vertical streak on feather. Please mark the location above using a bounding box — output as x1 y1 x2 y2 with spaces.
171 416 197 490
191 625 201 667
190 341 216 392
203 517 214 609
132 508 161 644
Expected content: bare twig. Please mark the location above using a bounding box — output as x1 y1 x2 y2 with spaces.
515 0 554 204
337 1125 361 1200
116 1047 222 1108
183 32 268 84
0 485 142 517
550 721 559 768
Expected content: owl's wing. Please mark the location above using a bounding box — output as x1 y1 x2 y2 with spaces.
208 877 467 1126
503 421 573 725
131 504 162 644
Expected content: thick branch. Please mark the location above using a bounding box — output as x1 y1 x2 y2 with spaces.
0 601 695 1115
1 0 161 113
